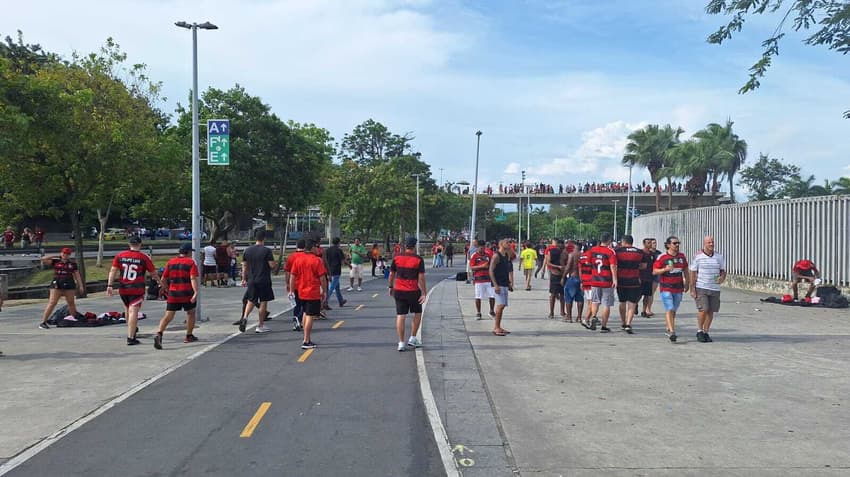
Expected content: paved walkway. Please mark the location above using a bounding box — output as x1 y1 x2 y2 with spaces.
3 264 849 476
448 272 850 475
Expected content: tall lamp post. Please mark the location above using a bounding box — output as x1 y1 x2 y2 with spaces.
412 173 422 255
175 19 217 320
624 164 633 235
612 199 620 241
467 131 482 283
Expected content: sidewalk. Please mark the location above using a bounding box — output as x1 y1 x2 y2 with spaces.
452 273 850 475
0 279 290 466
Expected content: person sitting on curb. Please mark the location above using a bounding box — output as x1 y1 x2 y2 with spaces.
791 259 820 302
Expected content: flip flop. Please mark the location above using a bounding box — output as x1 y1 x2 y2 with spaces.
492 330 507 336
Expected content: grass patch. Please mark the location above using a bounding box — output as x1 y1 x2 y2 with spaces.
13 257 172 286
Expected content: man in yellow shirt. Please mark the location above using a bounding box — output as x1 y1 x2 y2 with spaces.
520 241 538 291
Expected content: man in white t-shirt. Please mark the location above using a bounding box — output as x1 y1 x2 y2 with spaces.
202 241 219 287
689 235 726 343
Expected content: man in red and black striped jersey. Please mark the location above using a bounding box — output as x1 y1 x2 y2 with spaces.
154 243 199 350
468 239 496 319
588 232 618 332
388 237 427 352
653 236 689 343
108 236 161 345
614 235 644 334
578 244 595 328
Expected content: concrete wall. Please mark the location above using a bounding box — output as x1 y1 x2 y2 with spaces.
632 195 850 295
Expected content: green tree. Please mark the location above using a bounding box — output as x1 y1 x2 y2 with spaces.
738 154 801 200
831 176 850 194
706 0 850 117
622 124 684 211
172 85 331 240
339 119 413 166
782 174 832 198
0 37 165 289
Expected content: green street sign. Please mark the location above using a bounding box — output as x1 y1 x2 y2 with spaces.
207 119 230 166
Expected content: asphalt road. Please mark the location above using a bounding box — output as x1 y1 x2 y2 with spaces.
5 270 447 477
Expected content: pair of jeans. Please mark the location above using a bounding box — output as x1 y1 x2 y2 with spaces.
329 275 344 305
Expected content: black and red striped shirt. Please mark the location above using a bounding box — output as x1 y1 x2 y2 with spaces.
162 256 198 303
468 251 491 284
655 252 688 293
391 252 425 292
588 246 617 288
112 250 155 296
51 259 78 286
615 246 643 288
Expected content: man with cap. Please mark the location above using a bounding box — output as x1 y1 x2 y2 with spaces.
38 247 84 329
108 236 161 345
154 243 199 349
388 237 427 351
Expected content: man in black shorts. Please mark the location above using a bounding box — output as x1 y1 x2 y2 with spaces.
614 235 644 334
236 229 276 333
543 239 565 319
154 243 200 349
388 237 427 352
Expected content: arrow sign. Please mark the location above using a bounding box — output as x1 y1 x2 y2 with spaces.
207 119 230 166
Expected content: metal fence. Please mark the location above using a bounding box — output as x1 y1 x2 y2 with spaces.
631 195 850 287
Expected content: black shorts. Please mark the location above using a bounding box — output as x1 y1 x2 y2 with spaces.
394 290 423 315
52 279 76 290
120 294 144 308
549 276 564 296
166 301 197 312
617 287 642 303
243 283 275 304
640 281 653 297
203 265 218 275
302 299 322 316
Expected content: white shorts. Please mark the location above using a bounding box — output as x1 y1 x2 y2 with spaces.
591 287 615 307
474 282 495 300
349 264 363 279
583 288 594 301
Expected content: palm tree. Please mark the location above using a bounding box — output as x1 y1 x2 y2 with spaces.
782 174 832 198
623 124 684 211
700 119 748 202
691 125 736 198
831 176 850 195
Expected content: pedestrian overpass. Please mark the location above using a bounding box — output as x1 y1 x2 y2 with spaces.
484 191 727 210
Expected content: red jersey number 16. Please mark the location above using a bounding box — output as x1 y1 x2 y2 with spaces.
121 263 139 281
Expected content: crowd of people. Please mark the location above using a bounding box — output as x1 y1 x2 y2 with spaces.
3 225 45 249
462 181 707 196
8 228 824 357
466 233 727 343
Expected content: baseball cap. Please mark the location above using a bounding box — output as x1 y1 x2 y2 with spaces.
179 242 194 254
61 247 73 254
129 236 142 244
405 237 418 249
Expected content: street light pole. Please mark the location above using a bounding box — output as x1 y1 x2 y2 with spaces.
467 131 482 283
625 164 633 235
176 19 217 320
411 173 422 256
612 199 619 241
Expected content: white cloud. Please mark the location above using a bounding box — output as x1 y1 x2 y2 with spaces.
503 162 521 174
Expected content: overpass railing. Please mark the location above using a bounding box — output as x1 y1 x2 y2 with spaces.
631 195 850 289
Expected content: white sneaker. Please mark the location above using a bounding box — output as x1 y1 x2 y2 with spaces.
407 336 422 348
255 326 272 333
357 287 363 292
346 287 355 292
397 341 406 352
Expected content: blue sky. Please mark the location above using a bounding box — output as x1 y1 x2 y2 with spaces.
4 0 849 199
